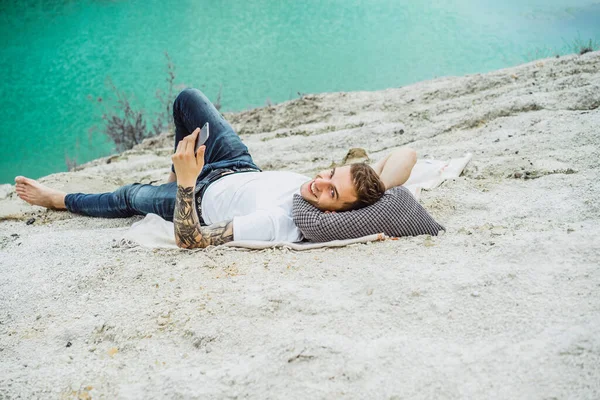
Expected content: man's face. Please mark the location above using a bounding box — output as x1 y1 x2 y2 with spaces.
300 166 357 211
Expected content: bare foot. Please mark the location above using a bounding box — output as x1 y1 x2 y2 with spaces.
14 176 67 210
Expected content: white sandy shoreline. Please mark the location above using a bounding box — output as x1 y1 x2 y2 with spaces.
1 52 599 399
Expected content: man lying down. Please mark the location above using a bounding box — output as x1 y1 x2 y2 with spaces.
14 88 416 249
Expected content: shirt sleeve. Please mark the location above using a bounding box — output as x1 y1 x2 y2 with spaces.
233 208 303 242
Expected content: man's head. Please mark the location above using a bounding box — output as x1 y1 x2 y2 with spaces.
300 163 386 212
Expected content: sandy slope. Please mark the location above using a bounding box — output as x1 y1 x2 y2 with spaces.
1 52 599 399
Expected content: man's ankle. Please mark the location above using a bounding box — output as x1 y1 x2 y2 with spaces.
52 193 67 210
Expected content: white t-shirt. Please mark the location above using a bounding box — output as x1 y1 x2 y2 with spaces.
201 171 310 242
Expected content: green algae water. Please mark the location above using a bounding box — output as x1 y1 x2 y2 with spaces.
1 0 599 184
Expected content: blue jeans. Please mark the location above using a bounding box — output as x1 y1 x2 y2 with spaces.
64 88 260 221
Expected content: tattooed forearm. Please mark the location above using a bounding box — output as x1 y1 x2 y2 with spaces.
174 185 200 247
173 185 234 249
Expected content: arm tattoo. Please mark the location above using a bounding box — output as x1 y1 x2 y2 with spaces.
174 185 234 249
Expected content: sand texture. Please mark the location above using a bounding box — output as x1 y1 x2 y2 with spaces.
1 52 599 399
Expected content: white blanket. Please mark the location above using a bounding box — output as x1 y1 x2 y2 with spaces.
403 153 473 200
119 153 471 250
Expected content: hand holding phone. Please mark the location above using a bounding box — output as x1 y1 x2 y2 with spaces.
172 124 210 185
194 122 210 155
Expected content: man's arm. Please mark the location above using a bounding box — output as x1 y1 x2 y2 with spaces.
173 184 233 249
371 147 417 190
171 127 234 249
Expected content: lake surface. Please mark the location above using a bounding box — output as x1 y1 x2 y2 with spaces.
1 0 599 183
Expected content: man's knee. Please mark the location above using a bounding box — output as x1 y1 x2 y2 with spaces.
113 183 141 211
174 88 205 111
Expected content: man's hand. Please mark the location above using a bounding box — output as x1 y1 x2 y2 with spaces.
171 128 206 187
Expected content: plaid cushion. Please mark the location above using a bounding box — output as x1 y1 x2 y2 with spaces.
292 186 445 242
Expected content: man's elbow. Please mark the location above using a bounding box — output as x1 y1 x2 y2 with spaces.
408 148 417 166
175 238 189 249
400 147 417 167
175 237 208 249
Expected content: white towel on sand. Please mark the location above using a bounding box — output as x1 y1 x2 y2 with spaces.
403 153 473 200
119 153 471 250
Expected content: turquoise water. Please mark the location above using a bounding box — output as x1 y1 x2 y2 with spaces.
1 0 599 184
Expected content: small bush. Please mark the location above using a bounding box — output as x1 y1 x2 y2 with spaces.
100 78 149 152
525 36 599 62
64 152 78 171
151 52 177 137
214 84 223 111
569 37 599 56
64 138 81 171
89 51 178 154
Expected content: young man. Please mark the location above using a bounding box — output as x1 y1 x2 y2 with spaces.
15 88 416 248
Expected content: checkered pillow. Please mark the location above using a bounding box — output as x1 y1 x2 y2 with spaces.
292 186 445 242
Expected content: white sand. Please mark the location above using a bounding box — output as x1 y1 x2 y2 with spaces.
1 52 599 399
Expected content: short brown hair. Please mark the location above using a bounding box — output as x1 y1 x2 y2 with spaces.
344 163 386 210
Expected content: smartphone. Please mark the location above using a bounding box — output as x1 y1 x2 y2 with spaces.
194 122 210 154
